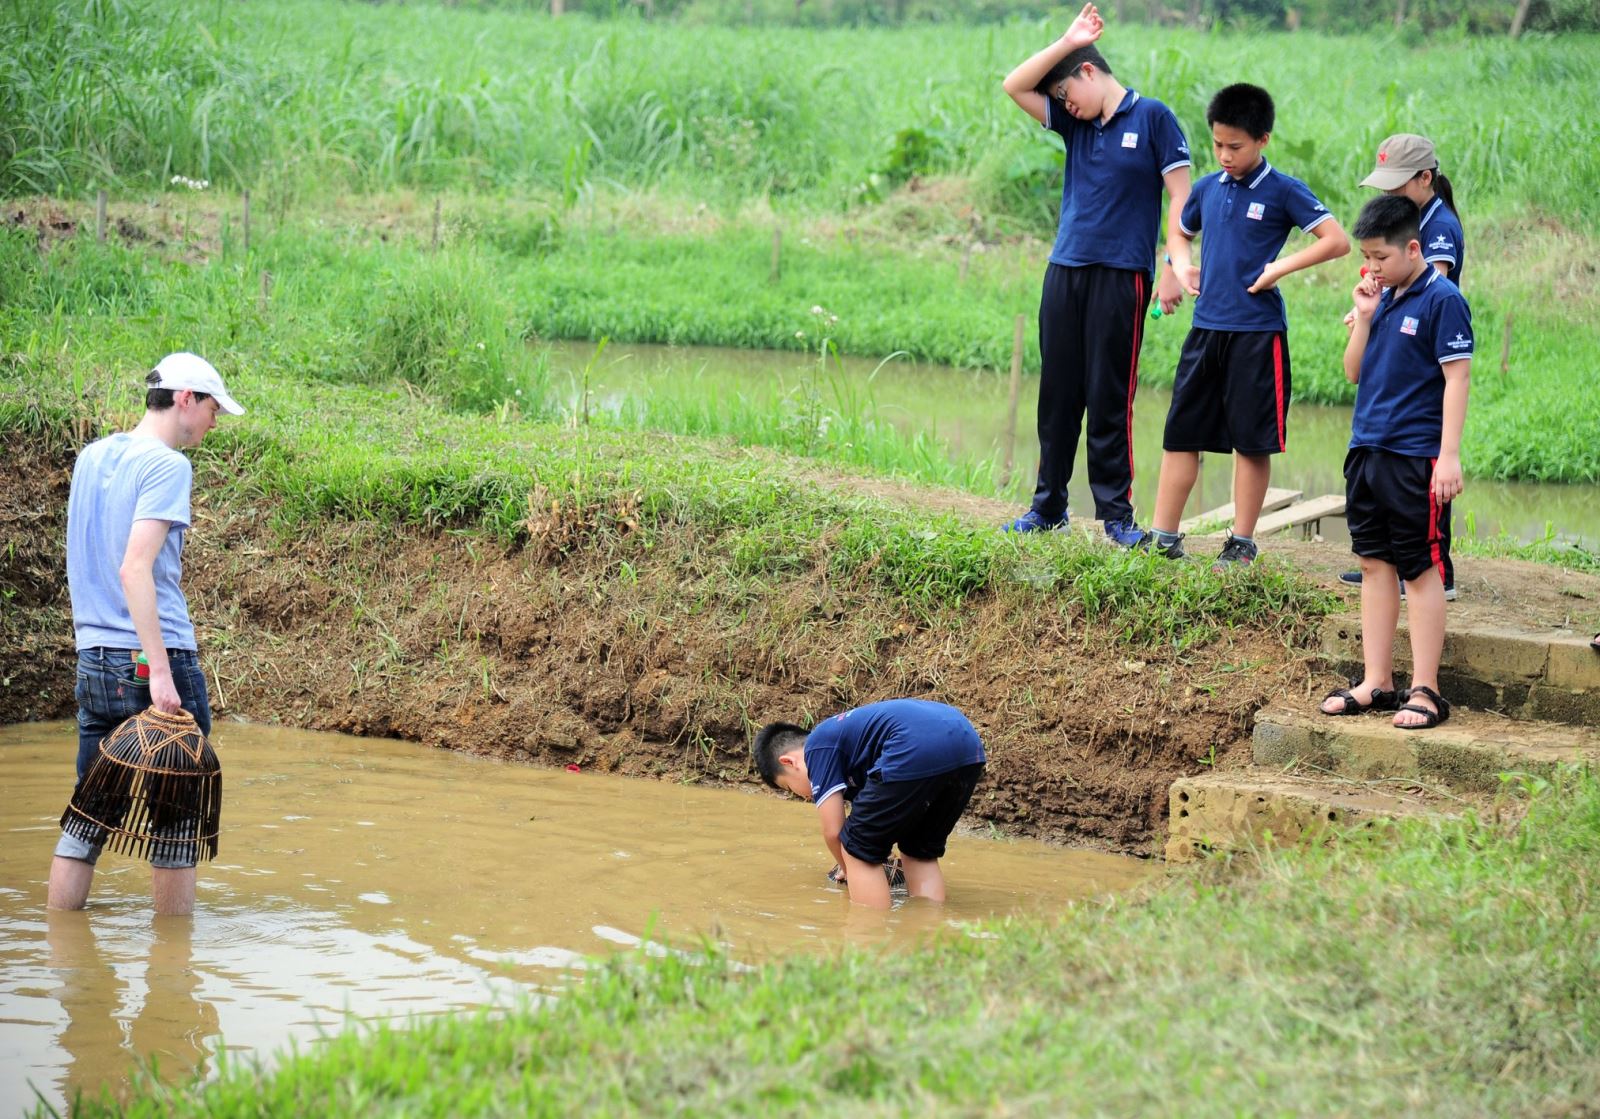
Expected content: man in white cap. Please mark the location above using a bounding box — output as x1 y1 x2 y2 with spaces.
47 353 244 916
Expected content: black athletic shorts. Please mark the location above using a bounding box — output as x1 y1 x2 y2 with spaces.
1344 446 1450 584
1163 328 1291 455
839 762 986 864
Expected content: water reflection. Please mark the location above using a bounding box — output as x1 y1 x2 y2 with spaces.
1 720 1146 1115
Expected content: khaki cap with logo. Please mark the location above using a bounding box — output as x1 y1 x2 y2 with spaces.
1359 133 1438 191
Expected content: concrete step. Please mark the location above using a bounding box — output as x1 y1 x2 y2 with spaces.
1253 706 1600 793
1165 768 1447 863
1318 615 1600 726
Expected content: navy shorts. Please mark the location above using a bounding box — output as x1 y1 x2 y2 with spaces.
56 647 212 869
1344 447 1450 584
1163 328 1291 455
839 763 986 864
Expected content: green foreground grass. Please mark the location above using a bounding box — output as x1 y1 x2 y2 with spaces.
60 769 1600 1117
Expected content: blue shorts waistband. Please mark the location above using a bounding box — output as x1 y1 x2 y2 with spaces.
78 646 200 665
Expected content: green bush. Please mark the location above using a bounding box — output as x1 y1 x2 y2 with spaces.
363 252 544 413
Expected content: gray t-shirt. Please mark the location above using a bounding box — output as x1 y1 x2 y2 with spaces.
67 432 196 651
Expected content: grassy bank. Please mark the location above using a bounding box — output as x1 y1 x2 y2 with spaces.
2 328 1332 649
57 768 1600 1116
1 322 1335 851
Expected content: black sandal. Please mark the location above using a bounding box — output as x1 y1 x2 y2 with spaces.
1395 685 1451 730
1591 633 1599 653
1321 679 1400 716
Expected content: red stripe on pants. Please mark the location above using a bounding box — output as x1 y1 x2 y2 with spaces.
1126 273 1145 501
1272 334 1286 452
1428 458 1445 583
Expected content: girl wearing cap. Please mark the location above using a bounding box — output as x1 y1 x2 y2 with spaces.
1360 133 1463 284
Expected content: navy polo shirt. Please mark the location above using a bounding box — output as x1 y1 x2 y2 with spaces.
804 699 985 806
1420 197 1465 285
1351 269 1474 458
1044 90 1191 277
1179 161 1334 333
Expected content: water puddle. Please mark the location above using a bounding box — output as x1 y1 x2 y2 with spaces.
547 340 1599 547
0 721 1147 1115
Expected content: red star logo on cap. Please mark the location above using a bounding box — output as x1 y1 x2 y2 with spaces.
1378 150 1388 163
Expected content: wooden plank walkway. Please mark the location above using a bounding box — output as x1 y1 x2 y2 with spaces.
1180 488 1302 534
1252 493 1346 538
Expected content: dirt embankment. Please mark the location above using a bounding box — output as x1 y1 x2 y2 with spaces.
3 437 1319 854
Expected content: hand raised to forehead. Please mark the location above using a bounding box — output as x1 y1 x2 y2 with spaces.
1063 2 1104 47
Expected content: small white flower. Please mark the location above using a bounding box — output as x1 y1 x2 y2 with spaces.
476 341 485 350
810 305 823 315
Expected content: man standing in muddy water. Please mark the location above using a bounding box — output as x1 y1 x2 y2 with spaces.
754 699 986 910
1001 2 1192 544
47 353 244 917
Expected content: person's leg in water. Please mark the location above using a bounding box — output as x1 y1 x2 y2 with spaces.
899 856 946 902
50 649 213 914
841 849 892 910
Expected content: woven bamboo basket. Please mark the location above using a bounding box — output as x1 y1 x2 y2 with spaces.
60 707 222 863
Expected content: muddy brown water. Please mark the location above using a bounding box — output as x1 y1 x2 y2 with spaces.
0 720 1147 1116
548 341 1600 548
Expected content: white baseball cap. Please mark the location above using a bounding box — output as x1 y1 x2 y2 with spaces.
150 352 245 415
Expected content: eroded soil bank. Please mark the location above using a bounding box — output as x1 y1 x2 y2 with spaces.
3 435 1317 853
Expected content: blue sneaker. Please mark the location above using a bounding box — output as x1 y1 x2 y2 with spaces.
1002 509 1066 534
1103 518 1146 548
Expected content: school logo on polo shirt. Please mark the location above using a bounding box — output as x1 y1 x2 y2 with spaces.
1122 131 1139 148
1401 316 1420 336
1447 332 1471 350
1247 202 1265 220
1430 234 1452 250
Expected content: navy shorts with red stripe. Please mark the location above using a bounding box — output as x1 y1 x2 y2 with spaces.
1162 328 1291 456
1344 446 1450 584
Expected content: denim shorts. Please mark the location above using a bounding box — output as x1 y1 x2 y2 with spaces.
56 647 212 869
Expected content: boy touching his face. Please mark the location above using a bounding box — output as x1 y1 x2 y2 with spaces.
1320 195 1471 730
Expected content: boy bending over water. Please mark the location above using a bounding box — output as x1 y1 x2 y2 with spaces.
754 699 986 910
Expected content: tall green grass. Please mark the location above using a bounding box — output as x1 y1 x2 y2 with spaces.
57 768 1600 1117
5 0 1599 233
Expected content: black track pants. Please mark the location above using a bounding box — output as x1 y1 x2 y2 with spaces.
1031 262 1151 525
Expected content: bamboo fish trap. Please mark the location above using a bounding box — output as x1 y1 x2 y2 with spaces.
60 707 222 863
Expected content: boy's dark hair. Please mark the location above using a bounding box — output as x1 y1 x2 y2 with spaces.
1035 45 1112 94
1206 83 1274 139
752 721 808 789
144 369 211 412
1352 195 1421 248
